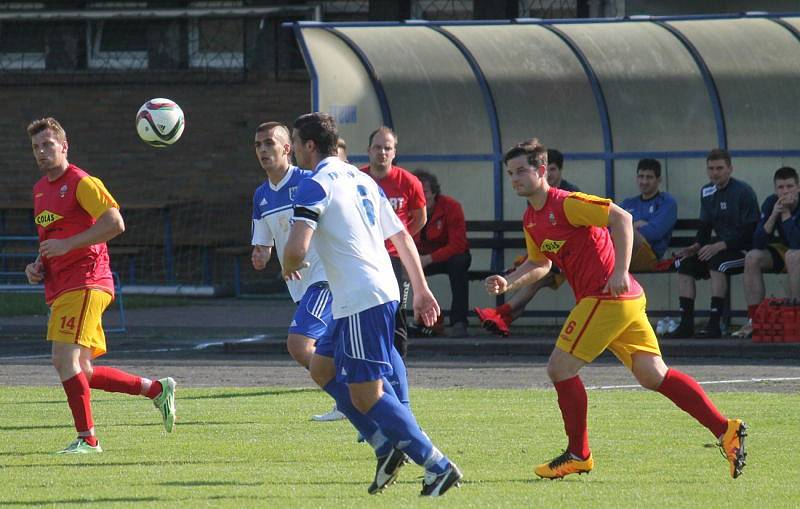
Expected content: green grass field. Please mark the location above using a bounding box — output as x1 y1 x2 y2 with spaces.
1 387 797 508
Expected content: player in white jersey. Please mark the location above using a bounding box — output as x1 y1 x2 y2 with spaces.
284 113 462 497
250 121 411 470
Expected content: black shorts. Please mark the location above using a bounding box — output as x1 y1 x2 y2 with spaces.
677 248 746 279
765 243 788 273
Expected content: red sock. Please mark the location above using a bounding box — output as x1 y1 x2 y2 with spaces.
496 303 513 318
62 372 94 436
657 368 728 437
146 380 163 400
83 435 98 447
747 305 759 320
554 376 590 459
90 366 142 396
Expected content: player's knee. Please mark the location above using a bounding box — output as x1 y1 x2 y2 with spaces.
80 361 93 380
349 393 373 414
635 370 663 391
785 249 800 269
546 362 572 383
631 354 667 390
309 356 335 388
286 336 313 368
744 249 766 271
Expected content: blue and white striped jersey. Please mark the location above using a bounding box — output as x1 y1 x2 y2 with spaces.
252 165 326 302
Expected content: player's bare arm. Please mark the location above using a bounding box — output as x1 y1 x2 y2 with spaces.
485 258 551 295
604 203 633 297
25 255 44 284
388 228 441 327
282 221 312 280
406 207 427 236
39 207 124 259
251 245 272 270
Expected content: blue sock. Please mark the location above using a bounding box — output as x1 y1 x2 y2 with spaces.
386 346 410 409
322 380 390 456
366 393 449 474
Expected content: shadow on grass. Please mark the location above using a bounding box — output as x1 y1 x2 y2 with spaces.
5 459 247 469
179 388 316 401
1 497 160 506
0 400 68 406
109 420 262 427
0 424 70 431
158 480 263 487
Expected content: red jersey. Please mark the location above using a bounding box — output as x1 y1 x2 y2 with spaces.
360 164 426 256
33 164 118 304
416 194 469 263
523 187 642 301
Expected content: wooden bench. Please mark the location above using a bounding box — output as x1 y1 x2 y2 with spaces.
465 218 703 280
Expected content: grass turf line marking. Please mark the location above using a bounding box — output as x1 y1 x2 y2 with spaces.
586 376 800 390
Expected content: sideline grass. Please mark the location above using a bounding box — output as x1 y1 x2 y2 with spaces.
0 293 198 317
1 387 797 508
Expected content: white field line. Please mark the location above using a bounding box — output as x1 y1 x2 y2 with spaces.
586 376 800 390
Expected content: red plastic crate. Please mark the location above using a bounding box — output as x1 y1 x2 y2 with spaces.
752 298 800 343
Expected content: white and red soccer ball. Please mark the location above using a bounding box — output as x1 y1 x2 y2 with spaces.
135 98 185 147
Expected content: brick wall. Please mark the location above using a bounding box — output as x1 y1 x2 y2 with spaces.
1 73 310 248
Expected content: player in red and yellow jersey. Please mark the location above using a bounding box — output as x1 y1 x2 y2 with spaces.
24 118 176 454
485 141 747 479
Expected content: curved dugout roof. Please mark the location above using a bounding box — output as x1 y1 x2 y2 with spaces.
292 13 800 219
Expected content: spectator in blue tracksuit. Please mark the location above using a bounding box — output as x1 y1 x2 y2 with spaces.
736 166 800 337
620 159 678 272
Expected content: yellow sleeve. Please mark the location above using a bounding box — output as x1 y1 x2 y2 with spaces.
563 192 611 227
76 176 119 219
524 228 548 263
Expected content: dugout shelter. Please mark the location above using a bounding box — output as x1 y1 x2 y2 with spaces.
290 13 800 317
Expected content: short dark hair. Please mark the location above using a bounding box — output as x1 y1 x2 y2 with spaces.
413 169 440 198
636 158 662 178
368 126 397 147
255 121 290 143
503 139 547 167
706 148 732 166
774 166 799 184
292 112 338 157
547 149 563 169
27 117 66 141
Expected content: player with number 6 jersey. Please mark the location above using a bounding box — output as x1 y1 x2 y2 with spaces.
484 139 747 481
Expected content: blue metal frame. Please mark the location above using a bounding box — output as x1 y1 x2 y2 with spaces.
289 12 800 189
770 16 800 44
292 23 319 111
325 27 394 128
430 25 505 273
655 21 727 150
542 24 615 199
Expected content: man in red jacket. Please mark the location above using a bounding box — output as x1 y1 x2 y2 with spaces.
413 170 471 337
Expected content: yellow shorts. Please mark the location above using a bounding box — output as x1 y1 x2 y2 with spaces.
555 294 661 368
48 289 112 358
630 241 658 272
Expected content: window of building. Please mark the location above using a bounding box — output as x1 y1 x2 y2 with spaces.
86 1 149 69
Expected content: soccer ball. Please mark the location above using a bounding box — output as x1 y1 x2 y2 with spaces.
135 98 185 147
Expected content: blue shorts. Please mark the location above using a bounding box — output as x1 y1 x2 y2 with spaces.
289 282 334 345
333 301 398 384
